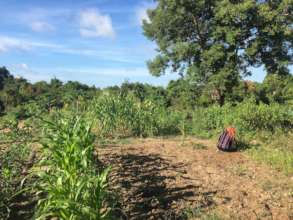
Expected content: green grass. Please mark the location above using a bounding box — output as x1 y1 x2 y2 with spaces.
181 205 223 220
202 213 223 220
182 206 203 218
247 145 293 176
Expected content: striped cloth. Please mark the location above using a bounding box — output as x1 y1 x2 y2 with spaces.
217 127 236 151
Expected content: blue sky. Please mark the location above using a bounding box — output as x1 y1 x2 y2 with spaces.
0 0 279 87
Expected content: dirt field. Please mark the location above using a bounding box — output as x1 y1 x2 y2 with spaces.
98 137 293 220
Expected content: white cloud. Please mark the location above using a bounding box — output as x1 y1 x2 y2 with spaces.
135 2 156 25
136 7 150 25
0 36 31 52
79 9 115 38
54 47 143 64
20 8 73 33
0 34 154 65
19 63 29 70
11 63 30 79
56 67 150 77
7 64 64 83
30 21 55 32
7 64 178 87
0 36 61 53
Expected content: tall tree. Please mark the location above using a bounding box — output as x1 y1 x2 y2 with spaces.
143 0 293 105
0 67 12 90
245 0 293 75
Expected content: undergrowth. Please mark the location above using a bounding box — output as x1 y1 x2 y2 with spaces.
182 206 223 220
0 144 31 219
249 147 293 176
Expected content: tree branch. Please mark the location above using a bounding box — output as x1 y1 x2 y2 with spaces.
191 14 205 50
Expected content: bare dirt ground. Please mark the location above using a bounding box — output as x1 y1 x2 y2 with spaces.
98 137 293 220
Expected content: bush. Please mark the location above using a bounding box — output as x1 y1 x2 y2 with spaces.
191 99 293 138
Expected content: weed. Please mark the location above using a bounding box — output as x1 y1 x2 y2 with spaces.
202 212 223 220
247 145 293 175
182 205 203 218
231 165 247 176
261 180 274 191
192 142 208 150
181 206 223 220
117 138 133 145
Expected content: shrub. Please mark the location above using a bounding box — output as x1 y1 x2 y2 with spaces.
191 99 293 138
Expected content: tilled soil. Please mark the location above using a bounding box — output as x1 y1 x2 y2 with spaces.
98 137 293 220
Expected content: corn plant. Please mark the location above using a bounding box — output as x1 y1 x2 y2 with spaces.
90 94 179 139
34 113 111 220
91 95 134 138
35 167 111 220
0 144 30 219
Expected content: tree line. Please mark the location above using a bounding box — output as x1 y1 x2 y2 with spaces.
0 66 292 119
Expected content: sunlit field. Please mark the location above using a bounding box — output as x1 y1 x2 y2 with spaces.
1 0 292 219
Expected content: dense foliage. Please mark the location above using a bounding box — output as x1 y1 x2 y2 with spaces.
1 66 292 114
90 95 182 138
0 66 292 142
192 99 293 137
0 144 31 219
0 67 98 116
143 0 293 105
34 114 111 220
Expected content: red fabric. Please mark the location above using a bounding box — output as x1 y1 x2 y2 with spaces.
226 127 236 138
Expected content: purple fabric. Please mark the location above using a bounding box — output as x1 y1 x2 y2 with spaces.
217 131 233 150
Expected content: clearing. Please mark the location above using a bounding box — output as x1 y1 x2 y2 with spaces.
98 137 293 220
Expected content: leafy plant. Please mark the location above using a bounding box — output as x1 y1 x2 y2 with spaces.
0 144 30 219
33 114 112 220
90 94 181 139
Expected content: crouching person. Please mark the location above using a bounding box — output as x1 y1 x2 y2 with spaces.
217 127 236 152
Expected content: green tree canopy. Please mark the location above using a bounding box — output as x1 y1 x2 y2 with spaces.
0 67 12 90
143 0 293 105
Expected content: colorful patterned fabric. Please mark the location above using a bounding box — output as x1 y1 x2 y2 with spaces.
217 127 236 151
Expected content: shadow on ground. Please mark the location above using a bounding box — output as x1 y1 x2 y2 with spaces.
100 148 217 220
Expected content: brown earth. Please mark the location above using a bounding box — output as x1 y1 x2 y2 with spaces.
98 137 293 220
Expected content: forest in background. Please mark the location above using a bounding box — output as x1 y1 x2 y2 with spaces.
1 66 292 114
